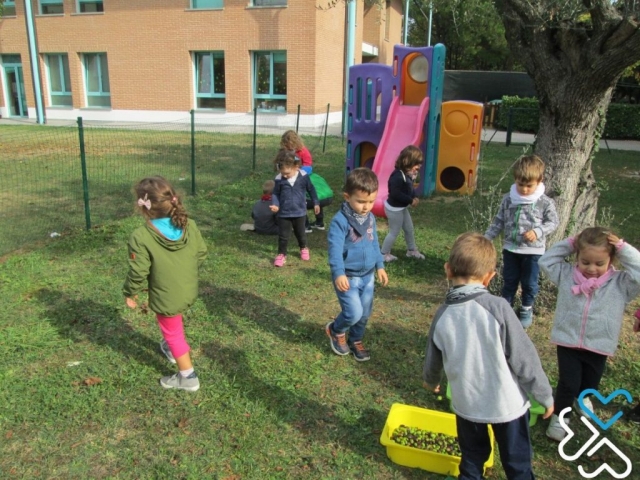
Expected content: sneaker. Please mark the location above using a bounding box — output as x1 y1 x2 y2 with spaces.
311 223 325 230
546 414 569 442
383 253 398 262
574 396 593 418
300 248 310 261
274 254 286 267
325 322 349 356
406 249 425 260
628 404 640 424
160 372 200 392
349 341 371 362
520 307 533 328
305 227 313 233
160 340 176 364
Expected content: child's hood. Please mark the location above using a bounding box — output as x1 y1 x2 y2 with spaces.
145 221 189 251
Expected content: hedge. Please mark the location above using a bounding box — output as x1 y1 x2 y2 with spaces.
494 96 640 140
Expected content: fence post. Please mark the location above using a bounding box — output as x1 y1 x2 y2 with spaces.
77 116 91 230
295 104 300 133
506 107 514 147
190 109 196 195
252 107 257 171
323 103 330 153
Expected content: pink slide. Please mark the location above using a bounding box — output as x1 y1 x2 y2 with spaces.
371 96 430 217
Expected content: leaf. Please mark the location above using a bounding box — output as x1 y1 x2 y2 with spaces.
83 377 103 386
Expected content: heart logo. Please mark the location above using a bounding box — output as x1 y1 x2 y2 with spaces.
578 389 633 431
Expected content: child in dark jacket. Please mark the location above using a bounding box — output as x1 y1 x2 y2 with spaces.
423 232 553 479
326 168 388 362
380 145 425 262
123 176 207 392
251 179 279 235
271 149 319 267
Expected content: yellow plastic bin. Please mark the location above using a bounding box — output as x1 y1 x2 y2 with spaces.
445 384 546 426
380 403 494 477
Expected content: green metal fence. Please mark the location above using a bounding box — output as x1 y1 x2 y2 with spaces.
0 106 334 256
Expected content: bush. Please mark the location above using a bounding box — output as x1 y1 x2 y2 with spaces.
494 96 640 140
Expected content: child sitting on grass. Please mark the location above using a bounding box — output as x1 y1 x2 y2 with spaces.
423 232 553 479
240 179 279 235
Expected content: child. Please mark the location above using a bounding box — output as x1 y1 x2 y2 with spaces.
280 130 323 231
270 149 320 267
539 227 640 441
380 145 425 262
250 179 278 235
423 232 553 479
326 168 389 362
484 154 559 328
123 176 207 392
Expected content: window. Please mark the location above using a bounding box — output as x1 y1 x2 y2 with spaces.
191 0 223 8
46 54 72 107
83 53 110 107
40 0 63 15
195 52 225 109
253 51 286 112
77 0 103 13
252 0 286 6
2 0 16 16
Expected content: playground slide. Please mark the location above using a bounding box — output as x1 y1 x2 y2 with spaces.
371 96 430 217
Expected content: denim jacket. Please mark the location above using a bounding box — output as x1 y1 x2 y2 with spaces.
272 170 319 218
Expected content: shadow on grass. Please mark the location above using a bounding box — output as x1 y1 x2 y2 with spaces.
36 288 166 372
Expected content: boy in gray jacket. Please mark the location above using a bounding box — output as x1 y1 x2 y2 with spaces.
424 232 553 480
485 155 559 328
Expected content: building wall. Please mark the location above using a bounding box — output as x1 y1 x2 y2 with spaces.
0 0 401 122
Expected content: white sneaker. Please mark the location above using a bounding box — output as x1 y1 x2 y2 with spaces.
546 414 569 442
574 397 593 418
383 253 398 262
406 249 425 260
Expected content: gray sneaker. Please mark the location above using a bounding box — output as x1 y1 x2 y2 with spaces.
160 372 200 392
159 340 176 364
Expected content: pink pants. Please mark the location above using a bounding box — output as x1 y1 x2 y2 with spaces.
156 313 190 359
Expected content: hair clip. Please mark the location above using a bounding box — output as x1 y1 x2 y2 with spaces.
138 194 151 210
171 196 177 205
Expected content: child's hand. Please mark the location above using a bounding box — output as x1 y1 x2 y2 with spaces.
607 233 621 246
523 230 537 242
423 382 440 393
269 205 279 213
314 205 320 215
335 275 350 292
125 296 137 309
411 198 419 207
543 405 554 420
377 268 389 286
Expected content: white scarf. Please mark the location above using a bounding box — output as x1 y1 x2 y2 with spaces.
510 182 545 205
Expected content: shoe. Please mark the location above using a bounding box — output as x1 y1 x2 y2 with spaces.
546 414 569 442
160 372 200 392
300 248 310 261
274 254 286 267
406 249 425 260
160 340 176 364
325 322 349 356
627 404 640 424
305 227 313 233
519 307 533 328
383 253 398 262
349 341 371 362
240 223 255 231
574 396 593 418
311 223 325 230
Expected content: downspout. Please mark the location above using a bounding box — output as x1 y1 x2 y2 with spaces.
403 0 409 45
23 0 45 124
343 0 356 136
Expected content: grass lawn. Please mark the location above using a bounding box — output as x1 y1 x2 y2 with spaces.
1 133 640 479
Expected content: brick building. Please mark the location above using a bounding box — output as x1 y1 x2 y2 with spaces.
0 0 404 125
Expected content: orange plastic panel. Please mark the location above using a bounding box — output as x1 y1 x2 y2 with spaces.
401 53 429 107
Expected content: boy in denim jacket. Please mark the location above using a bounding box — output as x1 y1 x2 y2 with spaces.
326 168 388 362
484 155 559 328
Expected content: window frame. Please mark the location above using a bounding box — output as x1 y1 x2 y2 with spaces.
190 0 223 9
45 53 73 107
253 51 287 112
76 0 104 13
251 0 287 6
2 0 16 16
39 0 64 15
83 52 111 108
194 51 226 110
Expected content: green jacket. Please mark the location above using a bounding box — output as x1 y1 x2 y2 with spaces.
123 219 207 316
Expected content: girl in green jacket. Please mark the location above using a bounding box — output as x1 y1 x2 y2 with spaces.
124 176 207 392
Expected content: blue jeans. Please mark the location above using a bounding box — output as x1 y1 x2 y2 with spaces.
456 412 534 480
331 272 374 343
501 250 541 308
